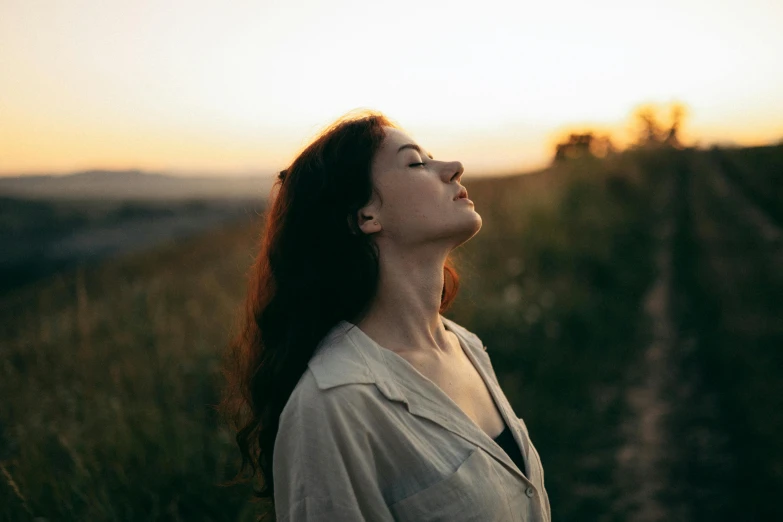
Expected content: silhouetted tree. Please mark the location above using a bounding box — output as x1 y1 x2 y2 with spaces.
630 102 687 150
551 101 688 164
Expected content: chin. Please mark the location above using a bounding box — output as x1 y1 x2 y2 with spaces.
455 213 482 243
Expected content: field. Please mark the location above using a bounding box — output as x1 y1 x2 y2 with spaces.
1 145 781 521
0 197 261 295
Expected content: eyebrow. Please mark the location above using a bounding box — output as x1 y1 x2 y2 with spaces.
397 143 434 159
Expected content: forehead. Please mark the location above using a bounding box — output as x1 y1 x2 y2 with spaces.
381 127 416 150
379 126 430 157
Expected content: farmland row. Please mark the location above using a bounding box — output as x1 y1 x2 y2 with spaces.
675 147 783 520
607 145 783 521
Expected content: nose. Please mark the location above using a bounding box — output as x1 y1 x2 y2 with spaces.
444 160 464 182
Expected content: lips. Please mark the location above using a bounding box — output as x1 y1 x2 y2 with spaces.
454 187 468 201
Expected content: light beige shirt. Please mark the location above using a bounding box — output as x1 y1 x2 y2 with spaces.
272 314 551 522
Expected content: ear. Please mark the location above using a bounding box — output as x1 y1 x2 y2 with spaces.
353 197 383 235
357 213 379 234
347 211 380 236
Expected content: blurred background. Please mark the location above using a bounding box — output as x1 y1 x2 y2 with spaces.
1 0 781 521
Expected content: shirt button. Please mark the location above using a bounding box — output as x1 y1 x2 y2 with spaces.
525 486 535 498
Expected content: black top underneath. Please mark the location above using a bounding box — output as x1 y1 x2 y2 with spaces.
492 424 527 478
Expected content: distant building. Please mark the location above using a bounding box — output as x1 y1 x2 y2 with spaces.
554 132 617 163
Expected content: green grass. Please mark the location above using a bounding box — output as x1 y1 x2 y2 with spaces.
683 147 783 520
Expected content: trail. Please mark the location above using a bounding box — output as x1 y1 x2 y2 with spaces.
609 150 746 521
610 164 684 521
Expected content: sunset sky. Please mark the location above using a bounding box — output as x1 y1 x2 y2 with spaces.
1 0 782 178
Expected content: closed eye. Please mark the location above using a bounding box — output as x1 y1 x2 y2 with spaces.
409 162 426 168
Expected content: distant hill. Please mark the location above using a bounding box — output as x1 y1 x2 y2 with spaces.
0 195 264 295
0 169 277 200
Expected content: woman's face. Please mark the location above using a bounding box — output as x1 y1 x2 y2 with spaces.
360 126 482 249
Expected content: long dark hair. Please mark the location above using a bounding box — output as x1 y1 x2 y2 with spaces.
219 108 461 516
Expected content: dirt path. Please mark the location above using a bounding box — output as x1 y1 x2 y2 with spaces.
610 167 684 521
610 151 744 521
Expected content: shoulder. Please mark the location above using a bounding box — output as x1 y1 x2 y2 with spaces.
278 367 385 432
273 369 386 475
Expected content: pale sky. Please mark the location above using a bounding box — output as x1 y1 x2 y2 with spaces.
1 0 782 177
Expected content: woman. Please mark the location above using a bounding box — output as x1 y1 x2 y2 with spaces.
221 109 551 521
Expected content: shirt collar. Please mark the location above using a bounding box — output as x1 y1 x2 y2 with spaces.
305 314 537 486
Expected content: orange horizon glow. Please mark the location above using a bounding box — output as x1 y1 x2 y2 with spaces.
2 0 782 178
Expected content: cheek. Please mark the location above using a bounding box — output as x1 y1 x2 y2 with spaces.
393 183 446 220
379 175 447 223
